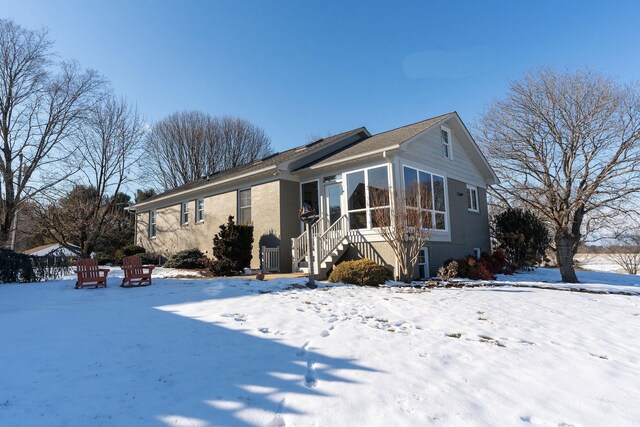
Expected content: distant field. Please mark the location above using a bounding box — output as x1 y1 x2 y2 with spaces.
575 253 635 274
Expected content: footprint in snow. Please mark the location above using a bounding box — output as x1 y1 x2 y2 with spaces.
296 341 311 357
320 325 335 337
267 398 287 427
221 313 247 322
588 352 609 360
304 360 318 387
520 415 577 426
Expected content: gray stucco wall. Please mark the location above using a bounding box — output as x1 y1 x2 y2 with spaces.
424 177 490 276
334 177 491 278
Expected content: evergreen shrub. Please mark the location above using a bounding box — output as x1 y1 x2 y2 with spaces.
211 216 254 276
114 244 146 264
0 249 34 283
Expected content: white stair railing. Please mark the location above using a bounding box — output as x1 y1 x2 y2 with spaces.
291 218 323 271
291 229 308 271
291 215 349 273
315 214 349 266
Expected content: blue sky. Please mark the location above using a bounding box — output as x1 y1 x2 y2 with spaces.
4 0 640 152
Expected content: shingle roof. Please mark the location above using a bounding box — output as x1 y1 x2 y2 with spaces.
302 112 453 169
133 112 457 208
136 127 366 206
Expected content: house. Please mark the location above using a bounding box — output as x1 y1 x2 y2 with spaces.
23 243 80 258
130 112 498 279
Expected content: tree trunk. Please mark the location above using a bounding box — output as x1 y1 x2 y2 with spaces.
556 235 578 283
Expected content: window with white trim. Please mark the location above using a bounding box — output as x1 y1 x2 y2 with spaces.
149 210 156 238
441 126 451 159
418 248 430 279
181 202 189 225
403 166 447 230
473 248 481 260
345 165 390 230
238 189 251 225
467 185 479 212
196 198 204 222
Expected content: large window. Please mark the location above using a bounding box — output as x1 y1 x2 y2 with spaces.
467 185 479 212
149 210 156 238
238 189 251 225
196 198 205 222
403 166 447 230
181 202 189 225
441 126 451 159
346 165 390 230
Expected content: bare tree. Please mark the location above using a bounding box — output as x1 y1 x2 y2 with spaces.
608 219 640 275
0 19 104 246
37 96 145 257
146 112 273 190
477 69 640 283
370 186 432 283
609 249 640 275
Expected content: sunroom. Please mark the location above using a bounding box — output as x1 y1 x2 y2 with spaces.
291 159 451 277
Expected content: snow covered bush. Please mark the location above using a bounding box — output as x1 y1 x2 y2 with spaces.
164 249 208 269
211 216 253 276
328 259 393 286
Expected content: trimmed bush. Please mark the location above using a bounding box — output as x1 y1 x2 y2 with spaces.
211 216 254 276
328 258 393 286
114 244 146 264
164 249 207 269
0 249 35 283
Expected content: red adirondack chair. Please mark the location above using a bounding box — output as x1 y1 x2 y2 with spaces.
121 256 154 288
74 259 109 289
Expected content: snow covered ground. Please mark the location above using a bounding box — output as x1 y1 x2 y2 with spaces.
1 268 639 426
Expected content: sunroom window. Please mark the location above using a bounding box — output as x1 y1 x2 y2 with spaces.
403 166 447 230
346 165 390 230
